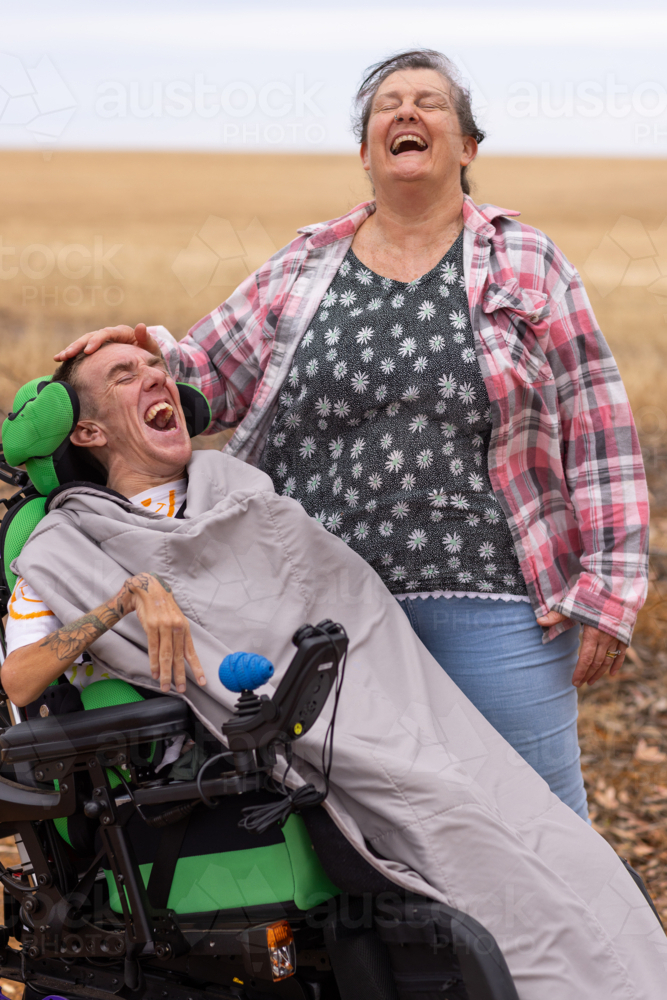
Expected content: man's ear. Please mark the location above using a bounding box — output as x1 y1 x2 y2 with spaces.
69 419 108 451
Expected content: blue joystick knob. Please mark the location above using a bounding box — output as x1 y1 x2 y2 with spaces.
219 652 274 693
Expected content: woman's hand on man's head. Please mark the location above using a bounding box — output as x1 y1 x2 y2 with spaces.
53 323 162 362
536 609 627 687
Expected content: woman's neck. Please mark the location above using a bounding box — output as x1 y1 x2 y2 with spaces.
352 182 465 283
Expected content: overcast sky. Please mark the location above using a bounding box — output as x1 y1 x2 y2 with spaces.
1 0 666 156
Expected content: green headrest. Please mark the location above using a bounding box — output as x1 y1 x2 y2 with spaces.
3 378 79 467
1 377 212 496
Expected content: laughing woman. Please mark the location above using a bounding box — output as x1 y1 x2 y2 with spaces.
56 49 649 820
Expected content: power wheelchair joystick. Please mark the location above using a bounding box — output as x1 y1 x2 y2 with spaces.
219 620 347 770
218 620 349 831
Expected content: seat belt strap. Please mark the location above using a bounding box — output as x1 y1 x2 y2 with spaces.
146 812 191 910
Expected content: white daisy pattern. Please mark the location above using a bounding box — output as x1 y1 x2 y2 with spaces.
299 436 316 459
449 309 467 330
259 236 527 597
385 449 404 473
351 371 369 393
417 300 436 322
407 528 428 551
409 413 428 434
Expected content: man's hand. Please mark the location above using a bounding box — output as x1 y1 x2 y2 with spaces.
1 571 205 708
53 322 162 362
536 610 627 687
110 572 206 694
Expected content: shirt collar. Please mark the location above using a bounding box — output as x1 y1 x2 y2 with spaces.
298 196 520 250
462 195 521 240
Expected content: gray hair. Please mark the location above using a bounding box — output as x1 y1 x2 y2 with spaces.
352 49 485 195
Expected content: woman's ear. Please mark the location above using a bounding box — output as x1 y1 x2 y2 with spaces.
69 419 108 451
360 141 371 174
461 134 478 167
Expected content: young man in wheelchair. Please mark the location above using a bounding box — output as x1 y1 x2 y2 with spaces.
0 341 664 1000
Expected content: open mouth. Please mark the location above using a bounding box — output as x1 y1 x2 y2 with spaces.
391 133 428 156
144 400 177 432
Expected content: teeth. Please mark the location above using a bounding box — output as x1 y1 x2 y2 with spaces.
391 134 427 152
145 401 173 427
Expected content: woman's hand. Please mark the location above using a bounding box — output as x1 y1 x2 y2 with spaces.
53 322 162 362
536 610 627 687
110 572 206 694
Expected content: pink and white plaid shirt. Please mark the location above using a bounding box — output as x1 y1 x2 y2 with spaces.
154 197 649 645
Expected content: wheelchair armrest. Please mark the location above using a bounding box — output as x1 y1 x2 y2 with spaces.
0 696 189 765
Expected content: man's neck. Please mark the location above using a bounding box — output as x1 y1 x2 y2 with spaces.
107 468 187 500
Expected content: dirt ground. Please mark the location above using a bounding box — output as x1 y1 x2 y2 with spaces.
0 152 666 974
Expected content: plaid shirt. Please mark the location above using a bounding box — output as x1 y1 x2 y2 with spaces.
154 197 648 644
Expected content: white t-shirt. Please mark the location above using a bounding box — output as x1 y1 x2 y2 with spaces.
5 479 187 692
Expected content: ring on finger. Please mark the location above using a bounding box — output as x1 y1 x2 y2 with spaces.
605 649 621 659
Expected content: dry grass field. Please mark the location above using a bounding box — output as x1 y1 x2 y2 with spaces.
1 151 667 958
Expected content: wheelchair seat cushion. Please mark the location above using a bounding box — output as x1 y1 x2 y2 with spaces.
104 797 339 915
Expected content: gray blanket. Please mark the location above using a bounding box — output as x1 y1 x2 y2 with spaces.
15 450 666 998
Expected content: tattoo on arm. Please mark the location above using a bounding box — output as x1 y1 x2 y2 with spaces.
39 606 120 663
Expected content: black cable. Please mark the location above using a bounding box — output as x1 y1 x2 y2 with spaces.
195 752 234 808
239 625 348 834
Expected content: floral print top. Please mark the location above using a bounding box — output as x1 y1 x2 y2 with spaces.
260 232 528 598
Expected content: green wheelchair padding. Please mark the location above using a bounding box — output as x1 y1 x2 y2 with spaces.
105 813 336 915
54 679 338 915
2 378 78 496
3 378 77 466
2 495 47 597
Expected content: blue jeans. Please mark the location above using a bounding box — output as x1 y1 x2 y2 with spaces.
399 595 588 821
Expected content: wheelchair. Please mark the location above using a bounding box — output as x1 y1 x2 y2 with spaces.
0 624 521 1000
0 374 523 999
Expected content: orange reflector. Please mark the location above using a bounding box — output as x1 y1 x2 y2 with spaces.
266 920 295 980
